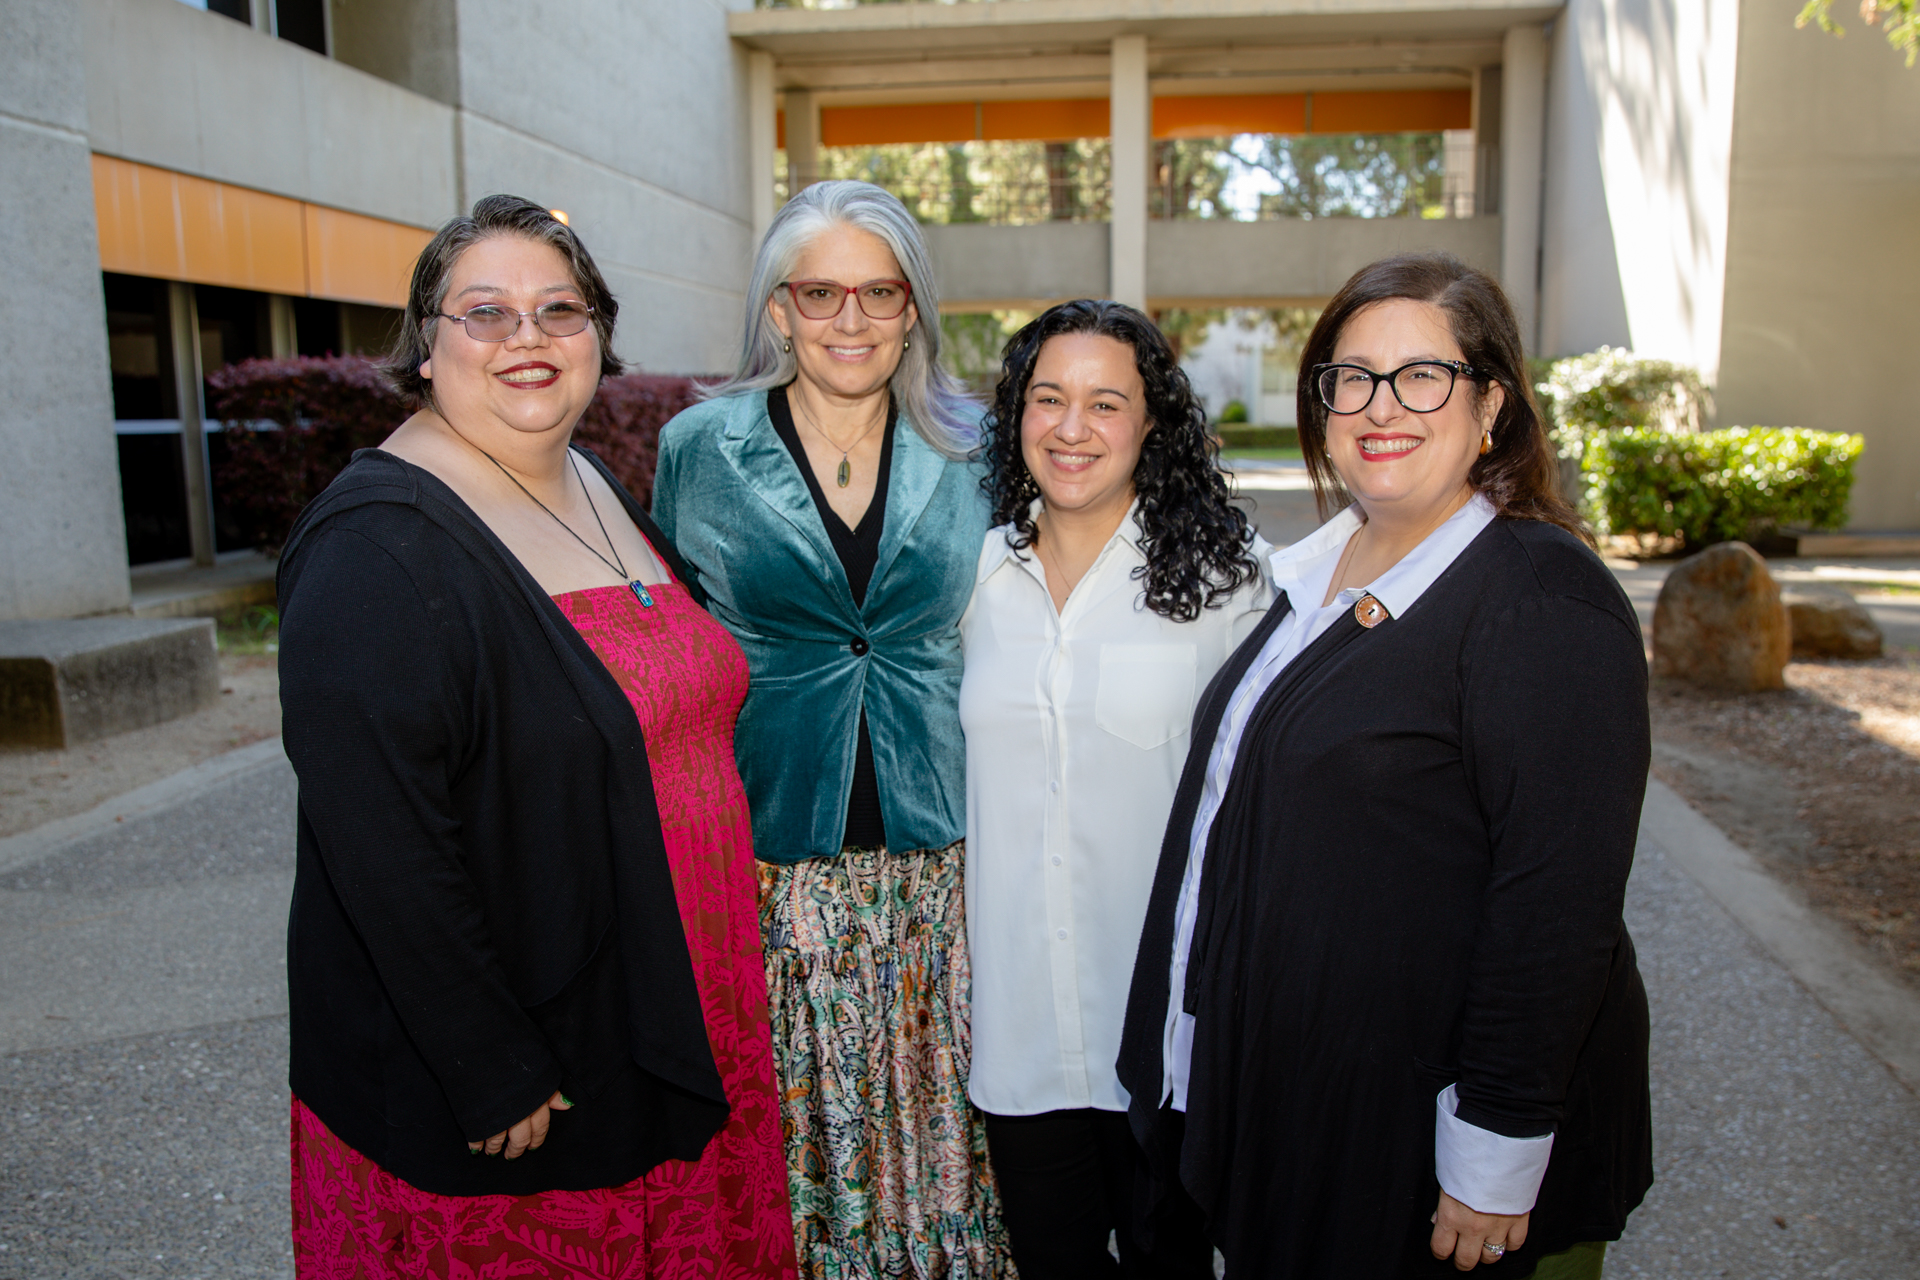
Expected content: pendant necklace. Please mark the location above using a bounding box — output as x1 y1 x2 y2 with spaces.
795 397 886 488
479 447 655 607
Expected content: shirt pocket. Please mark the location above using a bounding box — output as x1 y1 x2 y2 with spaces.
1094 643 1198 750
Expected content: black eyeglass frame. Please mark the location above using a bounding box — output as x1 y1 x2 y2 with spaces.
435 301 596 342
1310 359 1481 415
779 279 914 322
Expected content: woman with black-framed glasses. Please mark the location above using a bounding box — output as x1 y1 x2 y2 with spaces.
1118 252 1653 1279
651 180 1013 1278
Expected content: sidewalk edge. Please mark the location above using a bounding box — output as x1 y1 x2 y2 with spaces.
0 737 288 875
1641 776 1920 1094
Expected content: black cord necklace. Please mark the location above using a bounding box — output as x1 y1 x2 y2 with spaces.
478 446 654 607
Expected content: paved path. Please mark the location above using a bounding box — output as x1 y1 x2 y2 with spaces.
1 750 1917 1278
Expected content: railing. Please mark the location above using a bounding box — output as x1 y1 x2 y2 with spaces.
779 133 1495 224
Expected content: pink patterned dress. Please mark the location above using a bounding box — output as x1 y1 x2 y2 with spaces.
289 572 797 1280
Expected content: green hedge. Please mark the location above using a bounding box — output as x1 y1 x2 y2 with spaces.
1534 347 1710 462
1583 426 1864 546
1215 425 1300 451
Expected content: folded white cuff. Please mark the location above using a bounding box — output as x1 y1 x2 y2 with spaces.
1433 1084 1553 1216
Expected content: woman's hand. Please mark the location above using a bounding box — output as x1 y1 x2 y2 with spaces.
469 1091 572 1159
1430 1191 1529 1270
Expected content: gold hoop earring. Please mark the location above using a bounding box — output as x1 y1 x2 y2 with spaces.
1480 429 1493 456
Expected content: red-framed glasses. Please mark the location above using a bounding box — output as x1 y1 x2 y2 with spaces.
781 279 912 321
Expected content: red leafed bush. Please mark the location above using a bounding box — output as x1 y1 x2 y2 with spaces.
210 356 707 553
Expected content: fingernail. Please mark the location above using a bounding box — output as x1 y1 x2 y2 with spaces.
559 1093 574 1107
468 1147 480 1157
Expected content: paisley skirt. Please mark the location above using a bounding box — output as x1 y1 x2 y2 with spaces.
758 841 1015 1280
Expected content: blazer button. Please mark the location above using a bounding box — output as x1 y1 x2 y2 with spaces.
849 638 870 656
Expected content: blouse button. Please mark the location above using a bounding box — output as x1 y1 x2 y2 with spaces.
849 638 870 656
1051 855 1063 866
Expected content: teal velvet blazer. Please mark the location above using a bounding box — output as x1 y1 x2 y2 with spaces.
652 390 990 864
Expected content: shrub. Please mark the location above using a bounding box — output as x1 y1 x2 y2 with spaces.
1217 399 1250 424
1535 347 1711 462
1214 425 1300 452
1583 427 1864 547
210 356 400 554
210 356 706 553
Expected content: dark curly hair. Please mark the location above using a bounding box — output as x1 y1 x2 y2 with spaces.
1297 252 1585 539
980 300 1260 622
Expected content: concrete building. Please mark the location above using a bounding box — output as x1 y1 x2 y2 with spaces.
1 0 1916 626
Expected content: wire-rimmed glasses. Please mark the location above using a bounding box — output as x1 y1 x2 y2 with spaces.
437 300 595 342
1311 360 1479 415
781 279 913 321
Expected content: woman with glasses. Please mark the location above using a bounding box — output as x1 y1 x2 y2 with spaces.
651 180 1010 1278
1118 253 1654 1280
277 195 794 1276
961 300 1270 1279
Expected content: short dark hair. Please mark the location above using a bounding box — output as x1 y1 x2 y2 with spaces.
380 194 624 409
1296 252 1585 539
980 299 1260 622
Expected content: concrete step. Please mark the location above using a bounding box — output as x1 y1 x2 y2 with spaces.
0 618 219 748
129 551 276 620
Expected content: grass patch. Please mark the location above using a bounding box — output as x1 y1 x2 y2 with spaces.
217 604 280 654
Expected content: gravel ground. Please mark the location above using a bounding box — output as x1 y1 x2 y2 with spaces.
0 653 280 839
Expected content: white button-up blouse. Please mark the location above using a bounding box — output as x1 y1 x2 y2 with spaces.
960 505 1274 1116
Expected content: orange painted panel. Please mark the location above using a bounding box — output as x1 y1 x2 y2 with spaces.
822 102 977 146
1309 90 1472 134
303 204 431 309
92 154 304 294
981 98 1111 142
1154 94 1307 139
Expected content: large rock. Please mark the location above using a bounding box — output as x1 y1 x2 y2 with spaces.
1783 585 1884 659
1653 542 1791 691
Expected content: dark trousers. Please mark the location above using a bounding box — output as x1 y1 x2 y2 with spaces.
984 1107 1215 1280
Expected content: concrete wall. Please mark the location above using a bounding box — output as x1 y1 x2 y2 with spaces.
923 222 1110 306
1538 0 1741 374
1715 0 1920 530
329 0 460 106
452 0 756 374
0 0 131 619
82 0 459 232
1146 216 1503 302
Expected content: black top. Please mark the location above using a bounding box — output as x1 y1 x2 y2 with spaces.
1118 517 1654 1278
768 384 895 850
277 448 728 1197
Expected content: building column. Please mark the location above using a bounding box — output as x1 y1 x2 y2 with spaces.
748 50 777 245
268 294 298 357
1473 64 1504 217
785 88 820 193
166 282 217 568
1500 25 1547 351
1109 34 1149 310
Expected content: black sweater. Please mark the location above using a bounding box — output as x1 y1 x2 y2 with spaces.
277 448 727 1196
1118 516 1654 1278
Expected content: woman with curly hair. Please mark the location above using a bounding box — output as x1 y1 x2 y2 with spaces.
959 299 1271 1277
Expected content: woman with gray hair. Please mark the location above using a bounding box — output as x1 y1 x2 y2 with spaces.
652 180 1010 1277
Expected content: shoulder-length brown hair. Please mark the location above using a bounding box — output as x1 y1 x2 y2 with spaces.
380 194 625 410
1296 252 1585 539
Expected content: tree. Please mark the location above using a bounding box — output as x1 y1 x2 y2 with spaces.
1233 133 1446 219
1797 0 1920 65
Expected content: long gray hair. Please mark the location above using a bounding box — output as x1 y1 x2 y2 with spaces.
702 181 980 459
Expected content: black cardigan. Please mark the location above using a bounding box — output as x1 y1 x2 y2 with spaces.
277 448 728 1196
1117 517 1654 1278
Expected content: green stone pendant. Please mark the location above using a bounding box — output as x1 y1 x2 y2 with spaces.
836 456 851 488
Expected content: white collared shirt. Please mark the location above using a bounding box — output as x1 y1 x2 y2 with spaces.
960 505 1274 1116
1161 493 1551 1214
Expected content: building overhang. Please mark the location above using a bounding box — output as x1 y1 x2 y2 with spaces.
731 0 1561 102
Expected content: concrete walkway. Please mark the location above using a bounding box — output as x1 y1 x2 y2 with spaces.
1 747 1918 1277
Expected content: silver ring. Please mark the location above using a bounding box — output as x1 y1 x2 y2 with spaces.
1482 1243 1507 1257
